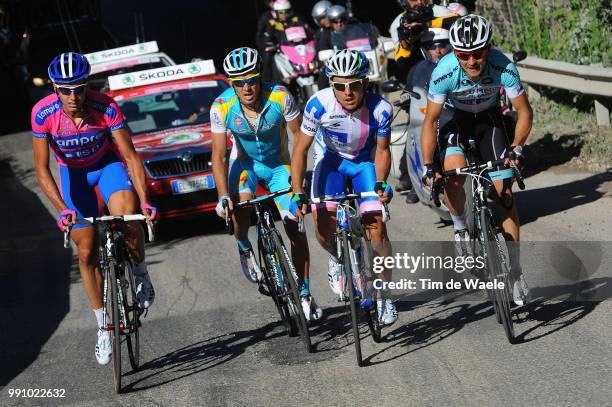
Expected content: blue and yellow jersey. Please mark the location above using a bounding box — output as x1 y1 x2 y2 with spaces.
210 83 300 165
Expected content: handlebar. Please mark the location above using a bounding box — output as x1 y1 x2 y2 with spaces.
63 214 155 248
428 158 526 208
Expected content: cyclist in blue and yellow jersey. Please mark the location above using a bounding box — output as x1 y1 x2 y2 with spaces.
421 15 533 306
290 49 398 327
210 47 322 321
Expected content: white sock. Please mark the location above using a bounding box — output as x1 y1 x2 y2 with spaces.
94 308 105 329
451 213 467 231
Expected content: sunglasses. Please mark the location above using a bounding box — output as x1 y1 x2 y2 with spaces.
330 19 347 24
426 42 449 50
56 84 87 95
330 79 364 92
454 48 488 61
231 74 260 88
277 9 290 14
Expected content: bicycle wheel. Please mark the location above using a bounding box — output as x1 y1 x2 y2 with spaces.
258 235 294 336
123 259 140 370
107 263 122 393
342 233 363 367
271 231 312 353
481 208 515 343
359 236 382 343
474 216 502 324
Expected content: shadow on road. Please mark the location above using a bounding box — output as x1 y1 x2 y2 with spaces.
120 321 284 393
516 168 612 226
0 157 72 386
523 133 585 178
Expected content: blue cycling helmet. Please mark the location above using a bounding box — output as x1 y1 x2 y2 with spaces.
48 52 91 84
222 47 261 77
325 49 370 79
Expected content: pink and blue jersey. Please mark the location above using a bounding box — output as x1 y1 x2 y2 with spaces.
31 90 134 228
31 90 126 168
301 88 393 214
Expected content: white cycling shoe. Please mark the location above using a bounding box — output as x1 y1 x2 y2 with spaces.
95 329 112 365
134 272 155 309
300 295 323 322
327 256 343 297
377 299 398 327
512 273 531 307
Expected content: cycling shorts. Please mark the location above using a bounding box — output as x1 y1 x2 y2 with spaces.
228 157 298 222
58 152 134 229
310 152 382 214
438 107 514 181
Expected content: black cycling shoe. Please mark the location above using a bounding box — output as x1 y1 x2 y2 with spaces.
395 178 412 193
405 190 419 204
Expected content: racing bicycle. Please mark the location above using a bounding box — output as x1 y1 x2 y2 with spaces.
223 188 311 352
431 153 525 344
312 192 384 367
64 215 154 393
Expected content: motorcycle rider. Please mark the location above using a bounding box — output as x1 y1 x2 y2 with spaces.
264 0 314 84
312 0 333 90
256 0 277 82
400 28 453 204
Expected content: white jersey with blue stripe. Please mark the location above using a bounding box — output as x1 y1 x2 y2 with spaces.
301 87 392 161
427 48 524 114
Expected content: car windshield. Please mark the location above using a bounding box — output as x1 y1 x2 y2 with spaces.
88 56 172 90
117 80 229 135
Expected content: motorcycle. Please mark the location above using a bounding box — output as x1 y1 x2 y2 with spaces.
273 24 319 106
318 22 395 87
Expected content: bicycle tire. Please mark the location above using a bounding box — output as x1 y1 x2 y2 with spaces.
342 233 363 367
258 234 294 336
481 208 515 343
474 217 502 324
271 231 312 353
108 263 122 393
359 236 382 343
124 259 140 370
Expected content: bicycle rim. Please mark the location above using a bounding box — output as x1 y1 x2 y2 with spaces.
272 231 311 353
360 237 382 343
258 235 293 335
481 209 515 343
342 234 363 367
475 224 502 324
124 260 140 370
108 264 122 393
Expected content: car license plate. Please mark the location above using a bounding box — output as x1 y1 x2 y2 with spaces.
171 175 215 194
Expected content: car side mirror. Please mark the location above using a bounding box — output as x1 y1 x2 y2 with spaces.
513 50 527 63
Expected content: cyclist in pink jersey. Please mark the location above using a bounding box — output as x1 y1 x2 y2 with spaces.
31 52 157 366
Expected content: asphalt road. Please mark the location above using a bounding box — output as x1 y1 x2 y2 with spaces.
1 129 611 406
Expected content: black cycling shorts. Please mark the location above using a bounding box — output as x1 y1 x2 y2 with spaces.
437 107 514 181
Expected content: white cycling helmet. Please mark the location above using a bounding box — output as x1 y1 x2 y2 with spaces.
325 49 370 78
447 2 469 16
449 14 492 52
312 0 332 25
223 47 261 77
272 0 291 11
421 28 450 43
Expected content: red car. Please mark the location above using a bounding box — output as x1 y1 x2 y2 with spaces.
106 61 231 222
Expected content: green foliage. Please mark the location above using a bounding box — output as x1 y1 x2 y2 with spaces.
481 0 611 67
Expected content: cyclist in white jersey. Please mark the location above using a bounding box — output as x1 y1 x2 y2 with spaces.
421 15 534 305
291 49 398 326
